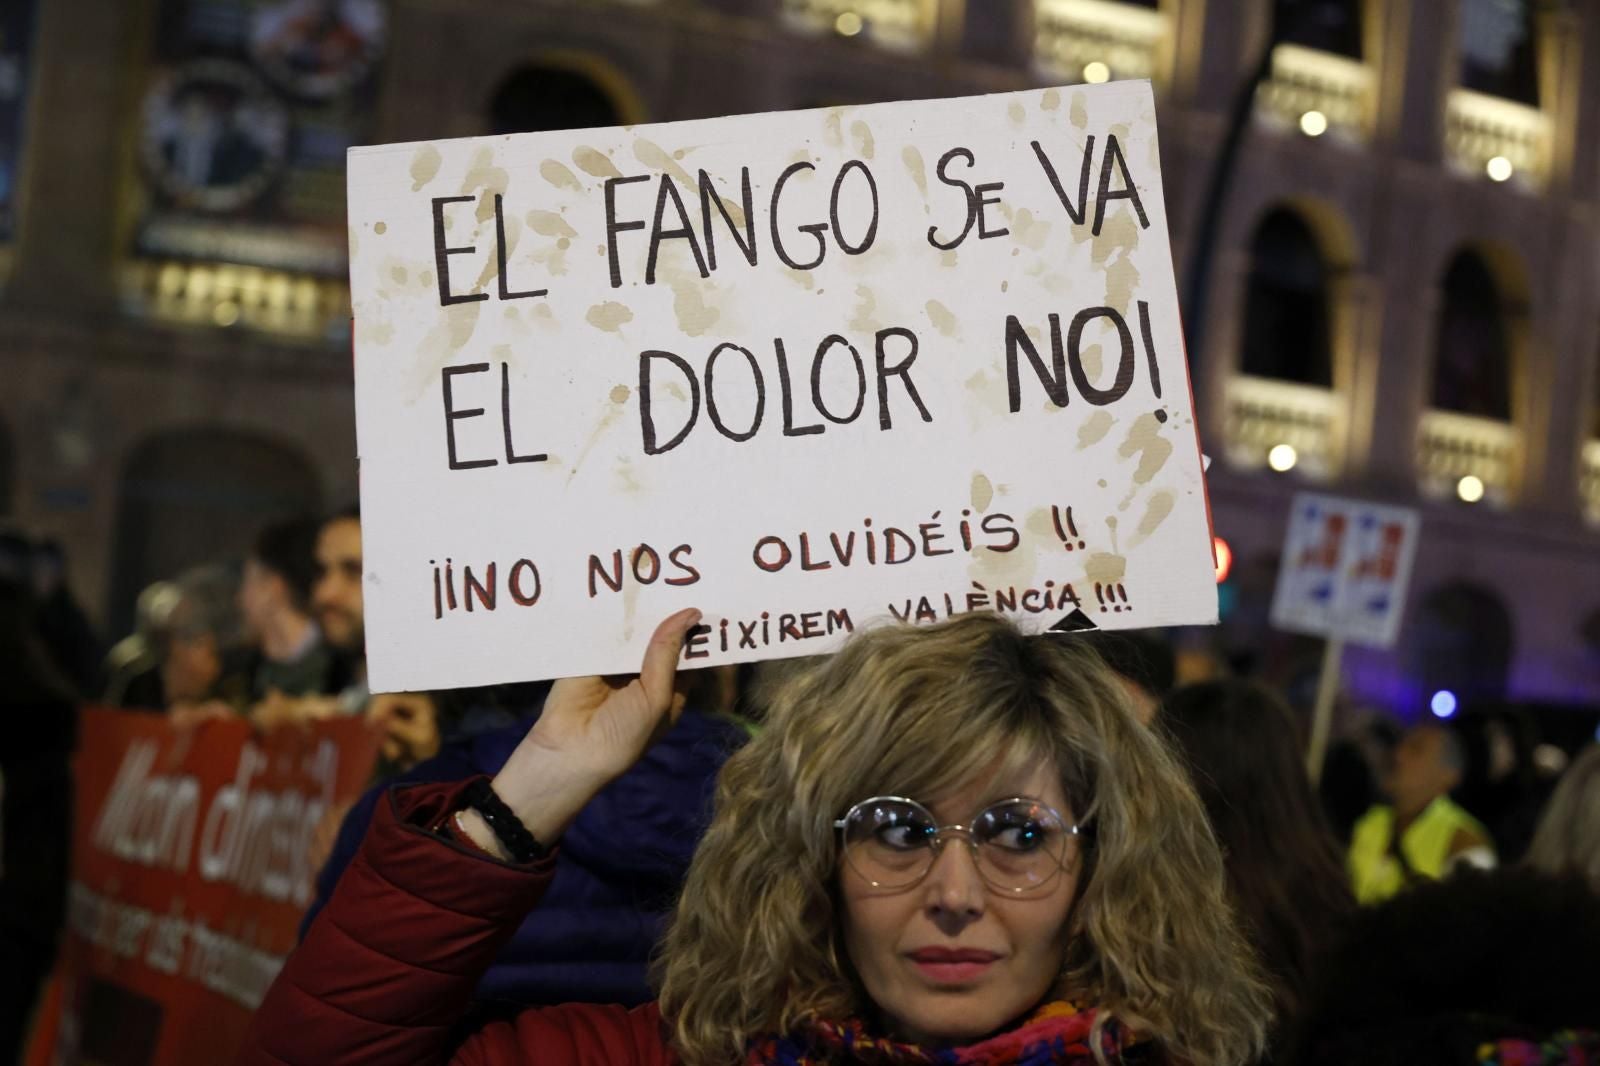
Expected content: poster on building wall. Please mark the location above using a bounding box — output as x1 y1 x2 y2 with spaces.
28 708 380 1066
131 0 387 276
347 79 1219 690
0 0 40 246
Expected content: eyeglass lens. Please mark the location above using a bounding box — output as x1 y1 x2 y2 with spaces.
840 798 1073 892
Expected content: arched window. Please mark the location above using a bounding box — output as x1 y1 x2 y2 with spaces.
1273 0 1364 57
1240 208 1334 386
488 65 625 136
1459 0 1539 105
109 428 321 636
1411 582 1515 709
1431 250 1513 421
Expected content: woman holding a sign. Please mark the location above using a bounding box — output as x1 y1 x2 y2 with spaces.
242 611 1269 1066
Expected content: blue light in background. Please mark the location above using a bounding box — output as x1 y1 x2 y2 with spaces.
1430 690 1459 719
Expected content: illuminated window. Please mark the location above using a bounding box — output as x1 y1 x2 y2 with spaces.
781 1 938 53
1033 0 1168 85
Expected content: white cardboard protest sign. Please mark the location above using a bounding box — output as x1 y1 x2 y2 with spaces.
1270 493 1421 648
347 80 1216 691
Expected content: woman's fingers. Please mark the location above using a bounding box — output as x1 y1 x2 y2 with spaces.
638 608 702 716
495 611 704 833
520 610 701 782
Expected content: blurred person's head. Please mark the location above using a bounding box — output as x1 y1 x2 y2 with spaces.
135 580 183 638
1289 868 1600 1064
1162 680 1355 1034
1525 745 1600 894
1386 724 1466 815
1317 738 1377 844
0 526 37 590
159 565 240 704
31 537 66 599
0 556 77 712
657 615 1270 1066
311 507 363 654
105 580 181 675
0 528 88 707
239 518 319 642
1075 629 1176 724
1358 714 1402 785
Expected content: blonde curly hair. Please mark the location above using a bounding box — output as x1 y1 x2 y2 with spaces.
656 613 1270 1065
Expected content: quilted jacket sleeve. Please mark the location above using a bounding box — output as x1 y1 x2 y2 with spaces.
238 778 675 1066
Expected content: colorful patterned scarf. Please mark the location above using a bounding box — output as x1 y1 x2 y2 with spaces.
1477 1029 1600 1065
746 1001 1136 1065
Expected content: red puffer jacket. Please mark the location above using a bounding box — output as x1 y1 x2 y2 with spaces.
239 778 680 1065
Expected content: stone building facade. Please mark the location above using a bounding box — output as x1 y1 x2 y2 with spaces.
2 0 1597 713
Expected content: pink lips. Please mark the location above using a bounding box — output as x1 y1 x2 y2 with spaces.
907 947 1001 984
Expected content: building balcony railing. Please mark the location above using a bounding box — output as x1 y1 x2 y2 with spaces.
1582 440 1600 526
1255 43 1373 143
1224 375 1344 481
1033 0 1167 85
781 0 937 53
1444 87 1551 190
1417 409 1519 507
120 259 349 342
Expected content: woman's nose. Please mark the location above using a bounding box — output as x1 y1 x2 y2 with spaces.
922 838 987 919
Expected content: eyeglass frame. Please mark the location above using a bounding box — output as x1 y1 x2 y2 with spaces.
832 794 1083 896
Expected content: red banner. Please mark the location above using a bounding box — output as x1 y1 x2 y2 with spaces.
29 708 381 1066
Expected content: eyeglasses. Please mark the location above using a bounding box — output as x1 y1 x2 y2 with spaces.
833 796 1081 895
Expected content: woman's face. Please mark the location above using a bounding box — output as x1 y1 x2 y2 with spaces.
839 762 1080 1045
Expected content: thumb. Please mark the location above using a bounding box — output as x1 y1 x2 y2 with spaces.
637 608 701 716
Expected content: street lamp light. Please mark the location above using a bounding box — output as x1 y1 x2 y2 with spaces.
1299 110 1328 137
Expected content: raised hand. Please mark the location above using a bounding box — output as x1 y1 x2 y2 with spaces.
521 607 702 782
479 608 701 852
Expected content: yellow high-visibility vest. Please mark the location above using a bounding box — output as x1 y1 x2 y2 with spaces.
1348 796 1492 904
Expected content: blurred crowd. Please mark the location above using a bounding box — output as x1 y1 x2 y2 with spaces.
2 508 1598 1064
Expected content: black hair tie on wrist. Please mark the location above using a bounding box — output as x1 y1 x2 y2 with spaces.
463 778 548 864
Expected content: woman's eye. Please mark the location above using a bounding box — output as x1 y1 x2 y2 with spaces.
988 823 1047 851
876 823 933 850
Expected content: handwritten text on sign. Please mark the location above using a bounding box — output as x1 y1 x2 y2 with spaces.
347 81 1216 690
